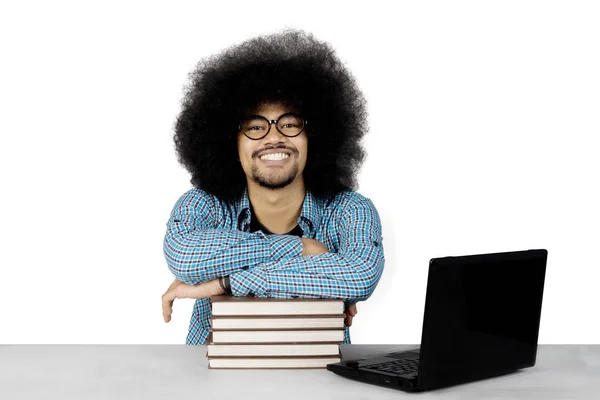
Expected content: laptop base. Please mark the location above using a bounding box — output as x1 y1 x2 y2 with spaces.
327 350 421 392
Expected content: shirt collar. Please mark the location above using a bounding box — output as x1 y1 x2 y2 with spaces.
236 187 322 237
237 187 251 231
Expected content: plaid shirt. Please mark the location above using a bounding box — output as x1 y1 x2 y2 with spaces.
163 187 385 345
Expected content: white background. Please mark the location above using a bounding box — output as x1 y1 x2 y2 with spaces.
1 1 598 344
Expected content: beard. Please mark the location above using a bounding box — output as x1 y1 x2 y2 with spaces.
251 161 299 189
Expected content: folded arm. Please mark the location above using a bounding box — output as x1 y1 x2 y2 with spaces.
163 190 303 285
229 198 385 304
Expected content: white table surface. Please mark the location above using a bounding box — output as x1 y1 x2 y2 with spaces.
0 345 598 399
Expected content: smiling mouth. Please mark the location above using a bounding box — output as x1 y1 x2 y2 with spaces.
259 153 290 161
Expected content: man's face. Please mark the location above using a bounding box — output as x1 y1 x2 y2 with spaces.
237 102 308 190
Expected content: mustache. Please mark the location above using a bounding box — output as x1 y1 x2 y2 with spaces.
252 144 298 158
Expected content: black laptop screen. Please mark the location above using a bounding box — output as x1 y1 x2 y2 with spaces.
418 250 547 390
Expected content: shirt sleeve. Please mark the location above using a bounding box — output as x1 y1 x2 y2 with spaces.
228 197 385 303
163 189 303 285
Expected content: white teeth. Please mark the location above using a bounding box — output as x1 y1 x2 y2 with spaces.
260 153 290 161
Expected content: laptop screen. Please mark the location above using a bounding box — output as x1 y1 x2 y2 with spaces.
418 250 547 390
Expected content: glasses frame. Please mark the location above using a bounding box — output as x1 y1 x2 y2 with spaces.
239 112 307 140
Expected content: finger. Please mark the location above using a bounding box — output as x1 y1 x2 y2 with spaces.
345 304 357 317
162 291 175 323
348 304 358 317
162 300 172 322
163 280 181 321
345 315 353 327
163 301 173 322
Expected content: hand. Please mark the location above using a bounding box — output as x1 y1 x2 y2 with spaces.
301 238 328 256
345 303 358 327
162 278 225 323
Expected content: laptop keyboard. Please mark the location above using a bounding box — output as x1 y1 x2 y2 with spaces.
362 357 420 376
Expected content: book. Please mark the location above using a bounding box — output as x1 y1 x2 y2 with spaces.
211 315 346 330
207 343 341 357
206 296 347 369
208 356 342 369
210 295 345 316
211 329 345 344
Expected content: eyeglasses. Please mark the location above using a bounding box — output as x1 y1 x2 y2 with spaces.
239 113 307 140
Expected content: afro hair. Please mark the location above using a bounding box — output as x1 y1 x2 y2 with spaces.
173 29 368 204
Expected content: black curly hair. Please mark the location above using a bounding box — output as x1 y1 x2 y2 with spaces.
173 29 368 204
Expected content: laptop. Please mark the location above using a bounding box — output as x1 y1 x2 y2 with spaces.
327 249 548 392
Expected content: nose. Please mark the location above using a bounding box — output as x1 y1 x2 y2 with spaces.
263 121 287 142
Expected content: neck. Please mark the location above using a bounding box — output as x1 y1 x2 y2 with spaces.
247 177 305 234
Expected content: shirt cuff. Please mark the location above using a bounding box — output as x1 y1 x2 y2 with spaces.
266 234 303 261
229 269 267 297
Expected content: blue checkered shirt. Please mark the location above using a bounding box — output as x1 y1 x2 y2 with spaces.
163 187 385 345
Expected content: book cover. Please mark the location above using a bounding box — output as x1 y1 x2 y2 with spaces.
207 343 341 357
210 295 345 316
208 355 342 369
211 315 346 330
211 329 345 344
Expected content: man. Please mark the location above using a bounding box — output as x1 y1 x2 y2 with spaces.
162 30 385 345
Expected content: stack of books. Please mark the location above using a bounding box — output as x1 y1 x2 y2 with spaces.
207 295 346 369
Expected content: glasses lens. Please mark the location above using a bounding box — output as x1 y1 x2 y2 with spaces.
241 117 269 139
277 114 304 137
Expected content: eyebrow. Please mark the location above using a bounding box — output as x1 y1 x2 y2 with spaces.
246 112 296 120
